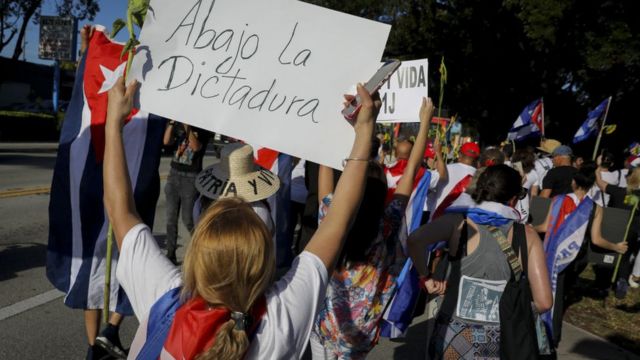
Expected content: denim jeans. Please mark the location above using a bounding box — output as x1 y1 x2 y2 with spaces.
164 169 198 257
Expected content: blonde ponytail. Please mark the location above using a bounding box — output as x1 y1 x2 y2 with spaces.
195 320 249 360
182 197 275 359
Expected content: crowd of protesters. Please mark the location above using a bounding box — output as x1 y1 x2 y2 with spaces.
67 25 640 360
87 72 640 360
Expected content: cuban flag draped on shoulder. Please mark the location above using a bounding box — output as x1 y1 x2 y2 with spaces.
507 99 544 141
541 194 594 338
573 98 610 144
47 27 165 313
380 170 431 338
254 147 294 268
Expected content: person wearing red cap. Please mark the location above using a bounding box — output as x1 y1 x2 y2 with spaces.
423 141 479 220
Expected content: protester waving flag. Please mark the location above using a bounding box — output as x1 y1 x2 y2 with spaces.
47 27 165 313
380 170 432 338
541 195 594 338
507 99 544 141
254 147 294 268
573 98 610 144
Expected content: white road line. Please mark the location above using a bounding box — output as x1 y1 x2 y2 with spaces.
0 289 64 321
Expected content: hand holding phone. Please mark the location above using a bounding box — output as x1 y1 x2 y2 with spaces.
342 60 401 123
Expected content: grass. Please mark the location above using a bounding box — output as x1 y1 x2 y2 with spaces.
564 264 640 354
0 110 55 119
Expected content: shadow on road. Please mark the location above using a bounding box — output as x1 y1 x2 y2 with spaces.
0 154 56 170
569 337 640 359
390 316 429 359
0 243 46 281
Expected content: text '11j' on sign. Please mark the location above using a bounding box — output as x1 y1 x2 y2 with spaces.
130 0 391 169
377 58 429 123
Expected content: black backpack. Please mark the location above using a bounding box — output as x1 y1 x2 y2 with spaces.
494 223 540 360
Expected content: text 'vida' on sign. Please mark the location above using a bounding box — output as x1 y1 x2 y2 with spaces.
154 0 320 123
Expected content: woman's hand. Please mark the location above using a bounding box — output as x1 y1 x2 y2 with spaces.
614 241 629 255
79 25 93 56
106 77 139 131
424 278 447 295
419 96 435 124
342 84 381 133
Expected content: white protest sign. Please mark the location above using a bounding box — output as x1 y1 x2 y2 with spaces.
131 0 390 169
377 59 429 123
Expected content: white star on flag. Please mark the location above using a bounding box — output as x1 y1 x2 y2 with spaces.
98 62 127 94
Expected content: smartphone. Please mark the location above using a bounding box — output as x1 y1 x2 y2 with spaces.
342 59 401 121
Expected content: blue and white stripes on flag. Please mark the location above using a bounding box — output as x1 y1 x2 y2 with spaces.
380 170 431 338
47 29 165 313
573 98 609 144
541 195 594 338
268 153 294 269
507 99 544 141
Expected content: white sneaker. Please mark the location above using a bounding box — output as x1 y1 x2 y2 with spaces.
629 275 640 288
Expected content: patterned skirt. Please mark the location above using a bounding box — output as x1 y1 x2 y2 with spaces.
428 317 501 360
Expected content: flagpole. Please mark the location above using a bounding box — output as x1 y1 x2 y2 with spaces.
540 97 545 138
592 96 612 161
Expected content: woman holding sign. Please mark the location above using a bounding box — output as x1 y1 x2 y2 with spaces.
102 78 380 359
310 97 434 359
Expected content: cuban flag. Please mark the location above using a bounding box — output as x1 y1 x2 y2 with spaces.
573 98 610 144
254 147 294 269
541 194 594 338
47 27 165 313
380 170 431 338
507 99 544 141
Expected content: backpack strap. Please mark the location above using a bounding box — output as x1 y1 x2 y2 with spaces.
136 287 182 360
438 216 468 318
488 224 524 279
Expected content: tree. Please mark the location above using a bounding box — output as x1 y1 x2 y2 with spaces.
1 1 19 53
305 0 640 155
11 0 99 60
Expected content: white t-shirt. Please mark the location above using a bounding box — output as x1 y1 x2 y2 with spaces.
116 224 329 359
534 157 553 188
424 162 476 213
514 170 539 223
588 169 626 207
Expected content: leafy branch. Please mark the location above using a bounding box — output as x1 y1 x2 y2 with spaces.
111 0 149 77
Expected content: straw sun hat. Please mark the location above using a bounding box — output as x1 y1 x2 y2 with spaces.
537 139 561 154
196 143 280 202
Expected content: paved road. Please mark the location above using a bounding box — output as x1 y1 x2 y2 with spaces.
0 143 638 359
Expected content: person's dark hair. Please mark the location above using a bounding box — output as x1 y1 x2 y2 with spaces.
478 147 506 168
340 162 387 265
573 161 596 190
471 164 522 204
600 151 615 169
370 136 381 159
501 143 514 160
511 147 535 173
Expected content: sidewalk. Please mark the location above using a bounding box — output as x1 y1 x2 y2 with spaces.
0 142 58 153
367 313 640 359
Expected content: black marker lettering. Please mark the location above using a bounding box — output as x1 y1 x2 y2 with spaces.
157 56 193 91
297 99 320 123
225 182 237 196
286 96 304 114
229 85 252 108
247 179 258 195
193 0 216 49
165 0 202 45
221 69 247 103
248 79 276 110
268 94 286 112
200 75 220 98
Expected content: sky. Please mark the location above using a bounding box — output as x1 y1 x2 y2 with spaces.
1 1 129 64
